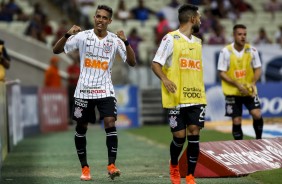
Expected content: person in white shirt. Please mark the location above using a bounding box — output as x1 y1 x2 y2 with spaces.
217 24 264 140
53 4 136 181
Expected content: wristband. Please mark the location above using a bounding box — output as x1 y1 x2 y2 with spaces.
124 40 129 46
64 33 72 39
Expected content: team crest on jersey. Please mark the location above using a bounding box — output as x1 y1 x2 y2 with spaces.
103 42 113 53
169 116 178 128
74 107 83 118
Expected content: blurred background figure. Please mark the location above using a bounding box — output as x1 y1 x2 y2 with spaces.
155 11 171 45
127 28 143 65
263 0 282 19
130 0 155 26
275 25 282 47
77 0 95 29
44 56 61 87
52 19 69 46
253 27 273 45
208 25 226 45
114 0 132 26
67 51 80 124
0 39 11 82
160 0 180 30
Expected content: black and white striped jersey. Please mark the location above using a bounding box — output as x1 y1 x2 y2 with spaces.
64 29 127 99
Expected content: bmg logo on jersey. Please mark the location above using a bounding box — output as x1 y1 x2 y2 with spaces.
179 58 201 71
84 58 108 70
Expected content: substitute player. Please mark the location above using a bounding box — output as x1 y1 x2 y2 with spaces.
217 24 264 140
151 4 206 184
53 5 136 181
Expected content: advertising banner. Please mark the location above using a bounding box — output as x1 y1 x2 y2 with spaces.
205 82 282 121
6 83 22 151
113 85 140 128
0 82 8 161
179 137 282 178
38 88 68 133
21 86 40 137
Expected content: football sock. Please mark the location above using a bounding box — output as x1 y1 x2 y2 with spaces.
75 124 88 167
105 127 118 165
170 136 185 165
232 124 243 140
253 117 264 139
187 135 200 176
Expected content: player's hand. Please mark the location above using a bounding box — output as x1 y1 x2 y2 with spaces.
116 30 127 41
237 84 249 96
163 78 177 93
67 25 82 35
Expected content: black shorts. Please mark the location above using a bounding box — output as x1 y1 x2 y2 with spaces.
166 105 206 132
225 95 261 117
72 97 117 123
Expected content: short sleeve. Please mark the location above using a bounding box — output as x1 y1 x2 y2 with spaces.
152 34 173 66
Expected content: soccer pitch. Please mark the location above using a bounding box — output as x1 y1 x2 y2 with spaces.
1 125 281 184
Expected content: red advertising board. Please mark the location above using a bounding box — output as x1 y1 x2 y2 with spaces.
179 137 282 178
38 88 68 133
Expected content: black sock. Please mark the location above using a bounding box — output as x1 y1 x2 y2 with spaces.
75 125 88 167
253 117 264 139
105 127 118 165
232 124 243 140
170 137 185 165
187 135 200 176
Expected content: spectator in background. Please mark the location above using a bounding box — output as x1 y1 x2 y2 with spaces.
208 26 226 45
77 0 95 29
253 27 272 45
130 0 155 26
44 56 61 87
42 15 53 36
0 40 11 82
230 0 255 18
25 14 46 43
52 19 69 46
127 28 143 64
155 11 171 45
67 51 80 124
263 0 282 19
114 0 132 26
275 25 282 46
160 0 180 30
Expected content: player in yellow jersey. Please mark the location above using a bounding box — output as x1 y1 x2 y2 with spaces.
152 4 206 184
217 24 264 140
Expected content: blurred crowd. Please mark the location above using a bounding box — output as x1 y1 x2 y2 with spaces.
1 0 282 65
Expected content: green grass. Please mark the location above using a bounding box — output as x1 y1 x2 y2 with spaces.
1 125 281 184
125 125 282 184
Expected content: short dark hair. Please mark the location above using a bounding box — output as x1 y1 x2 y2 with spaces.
97 5 113 18
233 24 247 33
178 4 198 24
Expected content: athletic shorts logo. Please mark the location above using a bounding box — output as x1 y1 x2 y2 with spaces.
226 105 233 114
169 116 178 128
74 107 83 118
169 110 180 115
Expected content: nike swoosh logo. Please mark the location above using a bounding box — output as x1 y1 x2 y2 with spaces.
189 48 194 50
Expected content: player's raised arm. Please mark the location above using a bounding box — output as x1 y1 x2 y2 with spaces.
53 25 82 54
116 30 136 67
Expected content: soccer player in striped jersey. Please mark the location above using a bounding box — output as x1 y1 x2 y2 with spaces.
53 5 136 181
